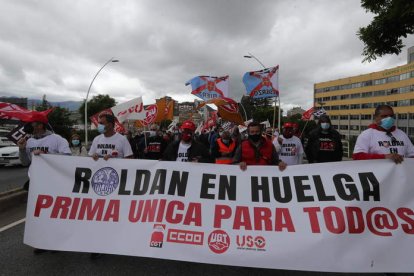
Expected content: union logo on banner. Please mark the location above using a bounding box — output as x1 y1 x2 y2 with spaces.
243 66 279 99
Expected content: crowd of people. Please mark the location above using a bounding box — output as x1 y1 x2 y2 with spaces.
17 104 414 173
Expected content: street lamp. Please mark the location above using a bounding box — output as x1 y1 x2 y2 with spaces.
84 57 119 147
243 52 281 131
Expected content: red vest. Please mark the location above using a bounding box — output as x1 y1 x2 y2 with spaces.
215 138 236 164
241 139 274 165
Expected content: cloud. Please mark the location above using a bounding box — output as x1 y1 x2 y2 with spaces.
0 0 411 114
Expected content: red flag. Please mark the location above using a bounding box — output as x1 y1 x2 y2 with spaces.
197 97 243 125
89 108 126 134
301 107 314 121
0 102 53 123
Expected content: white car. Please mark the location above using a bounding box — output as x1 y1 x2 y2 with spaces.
0 129 15 147
0 146 22 166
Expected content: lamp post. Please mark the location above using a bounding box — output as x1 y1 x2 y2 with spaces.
84 57 119 147
243 52 281 132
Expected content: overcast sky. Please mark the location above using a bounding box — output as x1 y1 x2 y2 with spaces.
1 0 413 112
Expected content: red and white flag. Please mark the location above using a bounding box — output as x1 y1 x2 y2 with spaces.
111 97 145 123
301 107 314 121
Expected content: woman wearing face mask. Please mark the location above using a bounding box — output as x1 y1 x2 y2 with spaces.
305 114 343 163
353 105 414 164
69 134 88 156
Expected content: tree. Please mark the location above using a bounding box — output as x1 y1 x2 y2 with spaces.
358 0 414 62
78 94 116 123
36 101 75 140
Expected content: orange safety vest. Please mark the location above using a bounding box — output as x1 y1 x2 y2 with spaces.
215 138 236 164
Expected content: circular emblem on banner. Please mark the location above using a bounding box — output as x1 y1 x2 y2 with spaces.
208 229 230 254
91 167 119 196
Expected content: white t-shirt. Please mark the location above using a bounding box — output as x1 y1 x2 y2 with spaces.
88 133 133 158
25 134 71 161
354 128 414 157
176 142 191 162
278 135 304 165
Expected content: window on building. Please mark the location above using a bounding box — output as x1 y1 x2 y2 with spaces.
387 75 400 83
332 125 338 129
387 88 398 95
340 105 349 110
399 86 410 94
350 93 361 98
350 104 361 109
323 96 330 101
374 78 386 85
330 115 339 120
331 95 338 100
361 126 368 131
361 103 373 109
340 125 348 130
362 80 373 87
400 72 411 80
340 115 348 120
409 127 414 136
361 92 373 97
398 99 410 107
387 101 397 107
350 125 359 131
398 114 408 119
352 82 362 89
350 115 359 120
340 95 350 100
373 90 385 96
361 115 372 120
331 105 340 110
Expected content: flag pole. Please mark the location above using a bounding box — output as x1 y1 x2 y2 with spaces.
300 120 310 139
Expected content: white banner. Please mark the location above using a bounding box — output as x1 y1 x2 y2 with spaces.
24 156 414 273
111 97 145 123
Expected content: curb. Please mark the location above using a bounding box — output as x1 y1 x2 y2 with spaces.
0 188 27 213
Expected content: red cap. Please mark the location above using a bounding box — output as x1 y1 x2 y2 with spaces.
283 122 294 128
180 120 196 131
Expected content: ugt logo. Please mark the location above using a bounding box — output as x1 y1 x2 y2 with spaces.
150 224 166 248
208 229 230 254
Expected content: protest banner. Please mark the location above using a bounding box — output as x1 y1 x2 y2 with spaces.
24 156 414 272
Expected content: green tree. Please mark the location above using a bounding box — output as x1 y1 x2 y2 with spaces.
36 104 75 140
358 0 414 62
78 94 116 123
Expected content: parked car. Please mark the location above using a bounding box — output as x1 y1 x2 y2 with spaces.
0 146 21 166
0 129 15 147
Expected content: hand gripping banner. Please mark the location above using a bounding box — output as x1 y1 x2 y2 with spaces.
25 156 414 273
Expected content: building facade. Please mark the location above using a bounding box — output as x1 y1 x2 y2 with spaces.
314 54 414 140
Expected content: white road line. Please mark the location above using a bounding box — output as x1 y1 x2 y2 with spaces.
0 218 25 233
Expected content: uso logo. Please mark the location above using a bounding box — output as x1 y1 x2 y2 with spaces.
208 229 230 254
91 167 119 196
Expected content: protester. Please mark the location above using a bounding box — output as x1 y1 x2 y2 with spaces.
353 104 414 163
17 113 71 255
264 127 274 142
88 114 133 160
125 130 138 158
305 114 343 163
277 122 304 165
145 124 167 160
163 120 211 162
211 130 236 164
233 121 286 171
69 133 88 156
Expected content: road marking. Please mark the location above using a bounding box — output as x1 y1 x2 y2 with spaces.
0 218 25 233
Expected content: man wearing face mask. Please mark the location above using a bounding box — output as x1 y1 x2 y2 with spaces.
233 122 287 171
212 130 236 164
144 124 167 160
305 114 343 163
89 114 133 160
162 120 211 162
353 105 414 164
277 122 304 165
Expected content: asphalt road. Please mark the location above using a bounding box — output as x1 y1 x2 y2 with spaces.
0 203 399 276
0 165 28 193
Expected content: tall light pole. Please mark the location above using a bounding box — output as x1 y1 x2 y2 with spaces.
243 52 281 132
84 57 119 147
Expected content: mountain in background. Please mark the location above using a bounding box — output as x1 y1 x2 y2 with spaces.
28 99 82 111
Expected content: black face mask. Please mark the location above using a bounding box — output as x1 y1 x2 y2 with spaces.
249 134 261 142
